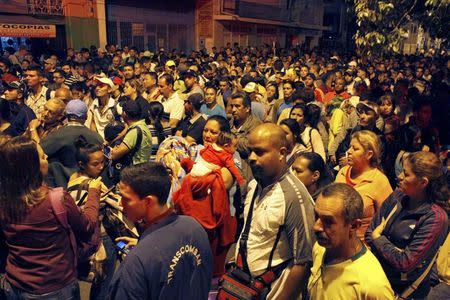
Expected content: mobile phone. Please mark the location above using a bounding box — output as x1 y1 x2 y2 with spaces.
115 241 130 254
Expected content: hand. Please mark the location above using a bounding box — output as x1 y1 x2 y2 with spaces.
371 217 386 240
29 119 41 131
89 176 103 191
422 145 430 152
330 155 337 165
338 156 348 167
115 237 138 249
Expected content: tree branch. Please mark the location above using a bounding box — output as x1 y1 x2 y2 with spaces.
393 0 418 31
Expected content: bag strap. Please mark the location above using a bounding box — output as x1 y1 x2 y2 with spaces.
398 249 440 299
45 88 52 101
385 203 399 225
309 127 314 153
49 188 78 266
75 179 91 206
126 125 143 161
238 185 260 273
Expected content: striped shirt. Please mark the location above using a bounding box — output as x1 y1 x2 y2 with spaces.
236 169 315 299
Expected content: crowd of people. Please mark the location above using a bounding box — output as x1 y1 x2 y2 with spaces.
0 42 449 300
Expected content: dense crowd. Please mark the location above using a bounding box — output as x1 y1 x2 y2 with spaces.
0 42 449 300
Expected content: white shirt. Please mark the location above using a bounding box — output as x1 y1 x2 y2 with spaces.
162 92 184 120
86 97 116 138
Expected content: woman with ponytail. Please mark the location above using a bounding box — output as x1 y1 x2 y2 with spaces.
147 101 171 160
68 135 137 300
366 151 449 299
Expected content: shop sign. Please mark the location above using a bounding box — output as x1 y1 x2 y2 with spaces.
0 23 56 38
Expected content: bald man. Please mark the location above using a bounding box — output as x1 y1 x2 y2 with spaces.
234 123 315 300
54 87 73 104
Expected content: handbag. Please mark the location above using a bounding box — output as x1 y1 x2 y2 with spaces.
217 186 289 300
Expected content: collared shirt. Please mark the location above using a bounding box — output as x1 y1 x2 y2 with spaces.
308 242 394 299
235 170 315 299
26 85 50 117
108 213 213 300
86 97 116 138
162 92 184 121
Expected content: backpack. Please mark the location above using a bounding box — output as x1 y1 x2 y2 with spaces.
108 125 143 184
49 187 102 281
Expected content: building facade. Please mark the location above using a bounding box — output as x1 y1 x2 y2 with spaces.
105 0 196 52
201 0 328 50
0 0 106 53
320 0 351 51
105 0 328 52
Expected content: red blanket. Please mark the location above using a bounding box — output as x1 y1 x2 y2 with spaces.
173 169 236 248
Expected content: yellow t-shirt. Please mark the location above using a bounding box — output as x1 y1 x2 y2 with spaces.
308 242 394 300
437 233 450 284
276 107 291 125
335 166 393 240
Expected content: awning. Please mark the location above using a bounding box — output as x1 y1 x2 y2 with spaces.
0 23 56 38
214 14 331 31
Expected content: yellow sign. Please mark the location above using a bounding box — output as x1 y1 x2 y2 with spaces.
0 23 56 38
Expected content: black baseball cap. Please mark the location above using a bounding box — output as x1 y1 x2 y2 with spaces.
5 81 26 94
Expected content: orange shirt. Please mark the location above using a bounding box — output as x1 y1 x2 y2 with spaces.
335 166 393 240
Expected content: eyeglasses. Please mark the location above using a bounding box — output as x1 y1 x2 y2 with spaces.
53 76 63 80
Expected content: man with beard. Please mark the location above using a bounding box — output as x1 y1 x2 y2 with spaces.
235 123 315 300
182 70 204 99
175 93 206 145
308 183 394 299
28 98 66 144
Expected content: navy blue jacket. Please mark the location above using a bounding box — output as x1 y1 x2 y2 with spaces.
109 213 213 300
4 102 36 137
366 190 448 298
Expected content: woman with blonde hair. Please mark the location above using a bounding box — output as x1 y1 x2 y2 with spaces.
335 130 393 240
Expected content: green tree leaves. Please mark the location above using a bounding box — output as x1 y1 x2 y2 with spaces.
352 0 449 55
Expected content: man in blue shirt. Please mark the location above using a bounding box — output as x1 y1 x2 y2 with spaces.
200 86 227 119
109 162 213 299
